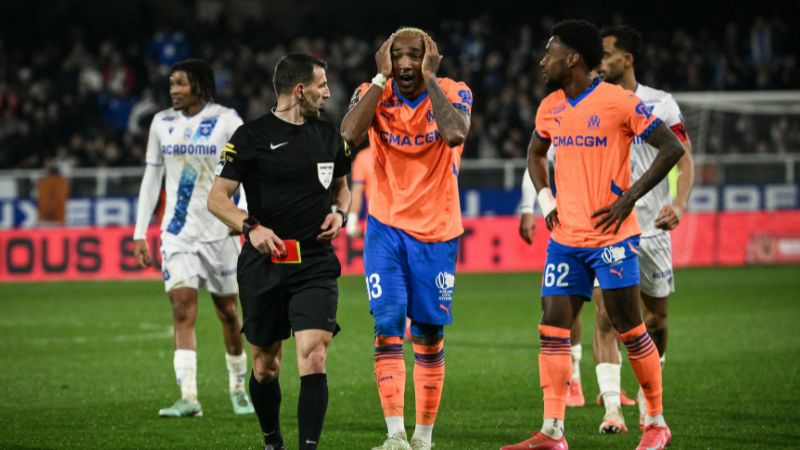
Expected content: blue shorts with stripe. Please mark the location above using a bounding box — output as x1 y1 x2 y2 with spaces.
541 236 641 300
363 215 458 334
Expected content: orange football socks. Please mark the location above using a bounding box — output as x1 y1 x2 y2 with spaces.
620 323 663 416
374 336 406 418
413 340 445 426
539 325 572 420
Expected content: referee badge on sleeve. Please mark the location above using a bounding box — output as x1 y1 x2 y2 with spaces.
317 162 334 189
216 144 236 176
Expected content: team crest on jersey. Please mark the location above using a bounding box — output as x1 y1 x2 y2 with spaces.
196 118 218 138
435 272 455 302
588 114 601 129
317 162 334 189
601 244 626 266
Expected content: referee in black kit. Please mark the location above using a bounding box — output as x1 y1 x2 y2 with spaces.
208 53 351 450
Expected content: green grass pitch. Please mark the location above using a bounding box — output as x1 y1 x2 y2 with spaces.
1 266 799 449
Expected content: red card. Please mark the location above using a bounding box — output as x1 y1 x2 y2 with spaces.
271 239 301 264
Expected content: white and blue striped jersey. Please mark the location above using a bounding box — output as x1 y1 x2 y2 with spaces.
144 103 243 242
631 84 687 237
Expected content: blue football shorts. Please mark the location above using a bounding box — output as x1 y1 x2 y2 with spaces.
541 236 641 300
363 215 458 335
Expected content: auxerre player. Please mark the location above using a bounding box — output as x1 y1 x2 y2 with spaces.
592 25 694 433
133 59 254 418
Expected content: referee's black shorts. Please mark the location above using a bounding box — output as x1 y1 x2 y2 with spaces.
237 240 341 348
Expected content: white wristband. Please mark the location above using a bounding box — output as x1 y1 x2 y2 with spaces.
537 187 557 217
520 168 536 214
371 73 388 89
346 212 358 236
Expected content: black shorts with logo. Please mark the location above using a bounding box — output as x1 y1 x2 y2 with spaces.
237 240 341 348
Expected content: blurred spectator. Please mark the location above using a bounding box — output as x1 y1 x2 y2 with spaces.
53 145 77 177
0 12 797 172
145 28 190 76
128 87 158 134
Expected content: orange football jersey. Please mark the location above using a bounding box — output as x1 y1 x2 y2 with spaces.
351 145 375 203
534 79 661 247
351 78 473 242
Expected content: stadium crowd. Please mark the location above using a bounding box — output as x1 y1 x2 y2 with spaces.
0 14 797 171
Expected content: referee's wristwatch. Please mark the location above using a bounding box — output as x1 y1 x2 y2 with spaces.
332 207 348 227
241 216 260 239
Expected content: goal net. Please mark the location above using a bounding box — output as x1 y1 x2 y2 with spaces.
673 91 800 184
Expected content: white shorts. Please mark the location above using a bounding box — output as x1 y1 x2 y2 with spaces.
591 233 674 298
638 233 674 298
160 233 240 295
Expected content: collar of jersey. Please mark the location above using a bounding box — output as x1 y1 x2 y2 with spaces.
392 79 429 109
565 77 602 108
176 102 210 119
271 108 307 126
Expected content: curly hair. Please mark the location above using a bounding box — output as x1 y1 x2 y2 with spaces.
552 19 602 70
601 25 644 62
171 59 216 102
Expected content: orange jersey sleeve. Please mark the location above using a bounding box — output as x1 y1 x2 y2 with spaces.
538 80 661 248
533 92 564 142
365 77 472 242
351 145 375 202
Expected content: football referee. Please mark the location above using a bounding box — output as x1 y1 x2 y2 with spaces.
208 53 351 450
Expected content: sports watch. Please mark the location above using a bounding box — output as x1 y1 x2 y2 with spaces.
333 207 347 227
242 216 260 239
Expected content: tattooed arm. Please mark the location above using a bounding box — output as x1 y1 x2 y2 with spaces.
421 35 470 147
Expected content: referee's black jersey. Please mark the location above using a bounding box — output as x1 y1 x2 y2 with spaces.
217 112 351 242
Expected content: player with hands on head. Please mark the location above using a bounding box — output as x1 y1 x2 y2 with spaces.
341 26 472 450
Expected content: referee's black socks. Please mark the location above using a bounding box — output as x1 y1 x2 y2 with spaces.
249 372 283 448
298 373 328 450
